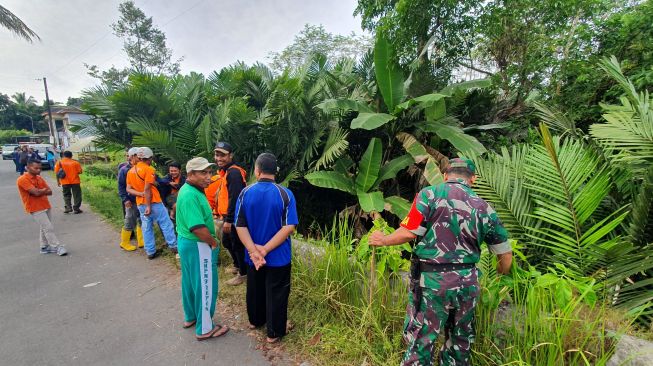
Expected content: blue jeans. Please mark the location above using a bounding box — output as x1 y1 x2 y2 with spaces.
137 203 177 255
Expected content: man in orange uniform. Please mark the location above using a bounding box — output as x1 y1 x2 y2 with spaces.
17 159 67 256
206 142 247 285
126 147 178 259
54 150 84 214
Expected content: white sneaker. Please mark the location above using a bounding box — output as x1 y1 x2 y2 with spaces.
56 246 68 256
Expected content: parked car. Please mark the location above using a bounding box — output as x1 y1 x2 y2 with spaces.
1 144 19 160
29 144 56 169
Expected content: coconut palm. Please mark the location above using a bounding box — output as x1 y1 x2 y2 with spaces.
0 5 39 42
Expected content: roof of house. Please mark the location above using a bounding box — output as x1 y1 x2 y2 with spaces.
41 106 86 116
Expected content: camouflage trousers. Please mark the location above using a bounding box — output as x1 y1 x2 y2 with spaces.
402 268 479 366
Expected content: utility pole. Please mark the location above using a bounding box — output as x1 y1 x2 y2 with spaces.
42 77 60 148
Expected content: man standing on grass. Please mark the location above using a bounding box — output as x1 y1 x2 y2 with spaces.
16 159 67 256
235 153 298 344
117 147 143 251
175 157 229 341
55 151 84 214
126 147 177 260
212 141 248 286
368 158 513 366
159 162 186 221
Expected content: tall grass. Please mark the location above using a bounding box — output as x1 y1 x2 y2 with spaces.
286 217 632 366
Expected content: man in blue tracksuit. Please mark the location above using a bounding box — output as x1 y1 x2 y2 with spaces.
235 153 298 343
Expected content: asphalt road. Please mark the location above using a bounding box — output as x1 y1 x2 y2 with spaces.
0 161 270 366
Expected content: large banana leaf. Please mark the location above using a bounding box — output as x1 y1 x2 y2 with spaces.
374 32 404 112
350 112 395 130
422 121 487 156
397 132 444 185
305 171 355 195
373 154 414 189
358 191 385 213
395 93 448 113
356 138 382 192
384 195 411 219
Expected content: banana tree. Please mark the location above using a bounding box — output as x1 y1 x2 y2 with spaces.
318 32 488 158
305 137 412 219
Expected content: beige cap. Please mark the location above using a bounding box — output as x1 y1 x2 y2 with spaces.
186 157 214 172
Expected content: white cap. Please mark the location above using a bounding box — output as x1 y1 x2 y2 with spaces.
127 147 139 157
186 157 214 172
138 147 154 159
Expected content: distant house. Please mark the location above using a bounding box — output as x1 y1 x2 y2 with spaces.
41 106 91 149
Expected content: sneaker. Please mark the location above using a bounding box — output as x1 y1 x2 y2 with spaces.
63 208 72 214
226 275 247 286
40 245 58 254
169 247 178 254
147 252 158 260
73 209 83 214
56 246 68 256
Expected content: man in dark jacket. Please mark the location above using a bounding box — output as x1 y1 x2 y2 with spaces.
213 141 248 286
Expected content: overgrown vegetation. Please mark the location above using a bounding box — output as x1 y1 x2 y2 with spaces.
66 0 653 364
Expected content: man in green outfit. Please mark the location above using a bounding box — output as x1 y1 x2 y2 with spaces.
175 157 230 341
369 158 512 366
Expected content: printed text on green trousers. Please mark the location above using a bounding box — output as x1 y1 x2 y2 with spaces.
179 236 219 336
402 269 479 366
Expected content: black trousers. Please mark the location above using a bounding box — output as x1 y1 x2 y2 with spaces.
62 184 82 210
223 230 247 276
246 263 291 339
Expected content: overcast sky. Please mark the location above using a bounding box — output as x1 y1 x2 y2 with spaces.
1 0 364 104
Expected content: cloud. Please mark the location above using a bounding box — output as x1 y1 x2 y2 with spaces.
0 0 363 103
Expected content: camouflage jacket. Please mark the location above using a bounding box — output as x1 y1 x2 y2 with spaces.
401 178 511 265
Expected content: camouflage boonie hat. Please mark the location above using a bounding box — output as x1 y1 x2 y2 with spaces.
447 158 476 175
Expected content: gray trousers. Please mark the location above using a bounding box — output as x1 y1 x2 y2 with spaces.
123 204 140 231
31 209 60 248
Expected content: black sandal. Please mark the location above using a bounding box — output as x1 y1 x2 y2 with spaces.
196 324 230 341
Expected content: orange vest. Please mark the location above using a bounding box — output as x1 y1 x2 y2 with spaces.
205 165 246 216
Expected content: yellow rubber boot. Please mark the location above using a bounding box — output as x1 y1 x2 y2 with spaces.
135 226 144 248
120 229 137 251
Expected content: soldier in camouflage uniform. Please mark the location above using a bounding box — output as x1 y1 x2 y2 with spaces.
369 158 513 366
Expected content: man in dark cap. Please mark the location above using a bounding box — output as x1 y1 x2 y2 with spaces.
210 141 248 285
235 153 298 344
369 158 513 366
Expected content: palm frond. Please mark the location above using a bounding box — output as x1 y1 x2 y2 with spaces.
311 126 349 171
0 5 40 42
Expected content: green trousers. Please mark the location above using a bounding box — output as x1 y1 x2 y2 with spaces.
62 184 82 210
179 236 219 336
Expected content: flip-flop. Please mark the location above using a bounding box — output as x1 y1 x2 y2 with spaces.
196 324 230 341
248 324 258 330
183 320 196 329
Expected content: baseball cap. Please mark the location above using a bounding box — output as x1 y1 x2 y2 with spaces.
127 147 139 157
186 157 215 172
138 147 154 159
255 152 278 174
214 141 233 154
446 158 476 175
